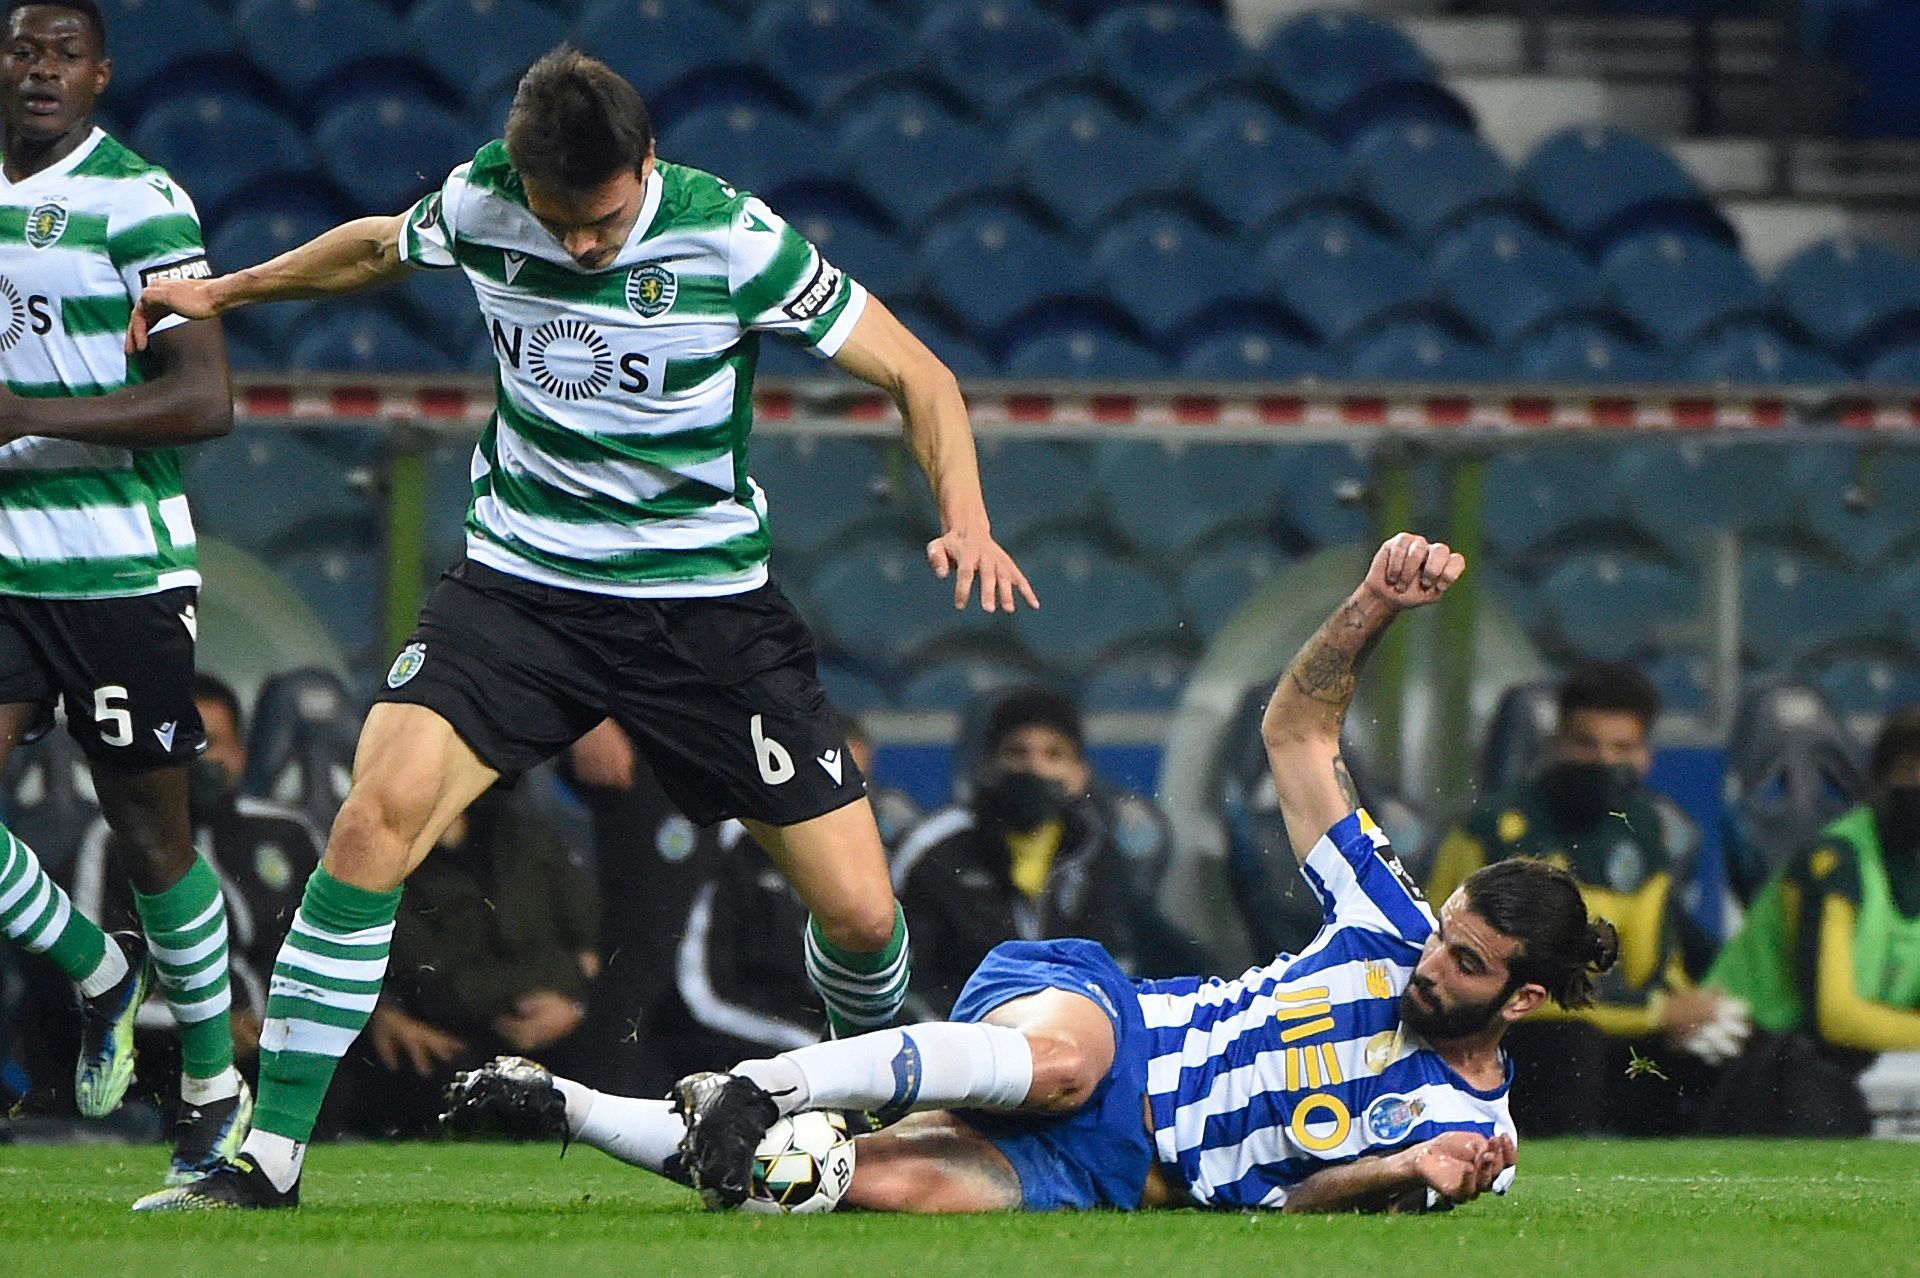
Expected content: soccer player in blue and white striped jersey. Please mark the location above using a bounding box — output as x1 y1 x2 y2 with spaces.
450 532 1622 1214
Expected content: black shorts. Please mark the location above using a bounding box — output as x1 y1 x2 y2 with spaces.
376 560 865 827
0 587 204 771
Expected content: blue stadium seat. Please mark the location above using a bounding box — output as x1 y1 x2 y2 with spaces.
1179 535 1296 638
916 0 1082 118
1678 321 1849 384
1615 439 1795 555
785 207 913 300
273 546 383 660
1805 652 1920 721
572 0 748 102
815 656 891 714
1080 649 1195 713
1006 100 1173 230
1798 449 1920 566
1002 319 1165 378
1480 443 1629 561
1347 121 1517 245
222 331 275 372
1273 442 1373 548
1173 317 1336 380
208 201 339 350
659 105 836 202
1261 10 1471 139
1009 537 1182 666
1602 232 1769 350
960 439 1099 545
1646 651 1714 718
810 532 997 666
1839 1 1920 137
751 0 913 113
1174 98 1350 232
1741 547 1880 667
750 435 919 562
1086 4 1251 117
100 0 238 102
285 304 453 373
185 430 377 552
1256 212 1429 344
407 0 566 107
1343 318 1508 381
917 196 1083 338
1432 215 1608 348
1520 125 1732 254
234 0 413 103
895 654 1047 712
1772 236 1920 356
1539 549 1698 661
1090 209 1256 339
886 302 1000 376
1512 319 1672 382
133 93 309 221
1092 439 1288 557
396 268 485 360
312 92 474 214
1862 342 1920 383
835 91 1003 228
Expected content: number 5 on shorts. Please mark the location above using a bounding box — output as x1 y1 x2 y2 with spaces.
752 713 795 786
94 685 133 748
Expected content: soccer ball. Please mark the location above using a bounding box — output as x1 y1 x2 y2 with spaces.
739 1110 857 1215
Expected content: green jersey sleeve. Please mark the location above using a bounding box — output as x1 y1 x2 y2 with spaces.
109 171 209 340
725 194 867 356
398 163 469 271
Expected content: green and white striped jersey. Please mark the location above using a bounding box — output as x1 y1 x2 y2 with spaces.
0 128 208 599
400 143 867 597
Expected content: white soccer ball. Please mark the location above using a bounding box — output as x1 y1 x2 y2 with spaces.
738 1109 857 1215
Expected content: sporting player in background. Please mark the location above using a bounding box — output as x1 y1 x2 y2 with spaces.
0 0 247 1181
126 46 1034 1210
448 533 1621 1214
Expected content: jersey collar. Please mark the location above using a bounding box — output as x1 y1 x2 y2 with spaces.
621 165 665 262
0 125 103 191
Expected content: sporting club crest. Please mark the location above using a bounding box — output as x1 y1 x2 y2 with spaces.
386 642 427 689
626 262 676 317
24 199 67 250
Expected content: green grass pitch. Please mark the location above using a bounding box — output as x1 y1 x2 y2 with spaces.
4 1139 1913 1277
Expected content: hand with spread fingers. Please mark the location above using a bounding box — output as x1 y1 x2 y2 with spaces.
926 525 1040 613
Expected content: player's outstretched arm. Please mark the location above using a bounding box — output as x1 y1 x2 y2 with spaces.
830 298 1038 613
1261 532 1465 863
127 214 412 353
1282 1131 1512 1214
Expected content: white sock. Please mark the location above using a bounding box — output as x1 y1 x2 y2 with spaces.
737 1022 1034 1118
180 1065 242 1107
77 937 129 999
553 1077 686 1175
240 1130 305 1192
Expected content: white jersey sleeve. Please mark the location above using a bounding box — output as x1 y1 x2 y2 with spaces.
398 164 468 271
112 171 209 339
725 195 867 357
1297 808 1436 945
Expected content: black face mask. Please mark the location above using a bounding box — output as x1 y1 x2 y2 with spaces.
187 756 238 827
1878 786 1920 860
976 772 1068 834
1538 760 1640 829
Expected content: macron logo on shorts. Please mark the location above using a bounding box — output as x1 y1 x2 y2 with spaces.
817 749 843 784
153 721 177 752
179 604 196 641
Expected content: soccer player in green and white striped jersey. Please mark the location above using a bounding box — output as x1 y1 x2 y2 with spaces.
129 46 1036 1210
0 0 248 1179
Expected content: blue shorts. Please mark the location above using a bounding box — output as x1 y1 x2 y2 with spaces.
949 938 1154 1212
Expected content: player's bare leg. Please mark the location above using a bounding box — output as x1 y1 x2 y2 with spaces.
843 1113 1025 1213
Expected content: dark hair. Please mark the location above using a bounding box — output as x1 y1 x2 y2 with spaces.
1871 705 1920 785
1558 661 1660 734
505 45 652 193
1462 858 1619 1010
984 686 1084 758
193 673 243 739
5 0 106 52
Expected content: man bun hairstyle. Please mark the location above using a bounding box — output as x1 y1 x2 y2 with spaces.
1558 660 1660 734
6 0 107 51
505 45 653 192
1462 858 1619 1010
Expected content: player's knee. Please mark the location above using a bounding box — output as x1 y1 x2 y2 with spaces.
814 899 901 956
323 784 426 887
1022 1030 1104 1112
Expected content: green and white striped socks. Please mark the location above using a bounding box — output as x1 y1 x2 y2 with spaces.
805 905 910 1038
0 823 126 996
133 855 237 1097
244 867 401 1189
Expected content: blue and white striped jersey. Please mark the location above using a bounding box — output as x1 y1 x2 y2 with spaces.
1137 809 1518 1209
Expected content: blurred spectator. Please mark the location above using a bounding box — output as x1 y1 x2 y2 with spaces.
893 686 1209 1015
1424 662 1746 1135
1701 706 1920 1135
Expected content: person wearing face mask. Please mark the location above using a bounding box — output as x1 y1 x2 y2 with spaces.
891 688 1201 1017
1423 662 1748 1135
1700 705 1920 1135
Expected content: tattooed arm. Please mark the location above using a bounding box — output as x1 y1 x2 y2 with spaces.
1260 533 1466 864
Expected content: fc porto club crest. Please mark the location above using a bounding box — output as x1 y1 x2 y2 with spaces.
626 262 677 317
1363 1094 1427 1143
386 642 427 689
24 199 67 250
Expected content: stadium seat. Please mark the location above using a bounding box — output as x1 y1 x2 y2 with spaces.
223 331 275 372
1772 236 1920 357
274 545 384 661
809 532 997 666
949 439 1099 545
1601 232 1769 350
285 304 454 373
1347 121 1518 245
99 0 238 103
312 92 474 214
1432 216 1609 349
835 91 1003 229
884 302 1000 376
209 199 342 349
1740 547 1880 667
1614 438 1796 554
1002 318 1165 378
396 268 485 360
749 434 920 562
750 0 913 114
917 196 1083 338
572 0 750 103
895 653 1047 713
1085 4 1252 117
1721 681 1864 901
1538 549 1698 660
1479 442 1629 561
1804 651 1920 722
132 92 309 221
1261 10 1472 139
1090 209 1258 340
1272 442 1374 548
1862 341 1920 383
234 0 414 104
1178 535 1296 638
1006 100 1173 230
1677 321 1849 384
785 207 913 301
1092 439 1288 557
1009 536 1182 667
815 656 891 714
1172 315 1337 380
243 666 362 835
1080 649 1195 713
407 0 566 107
1520 125 1733 254
1174 98 1352 232
659 105 836 203
914 0 1082 118
1256 212 1429 344
1512 319 1673 382
1342 317 1508 381
186 429 377 553
1798 448 1920 566
1475 679 1558 794
1645 650 1714 718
